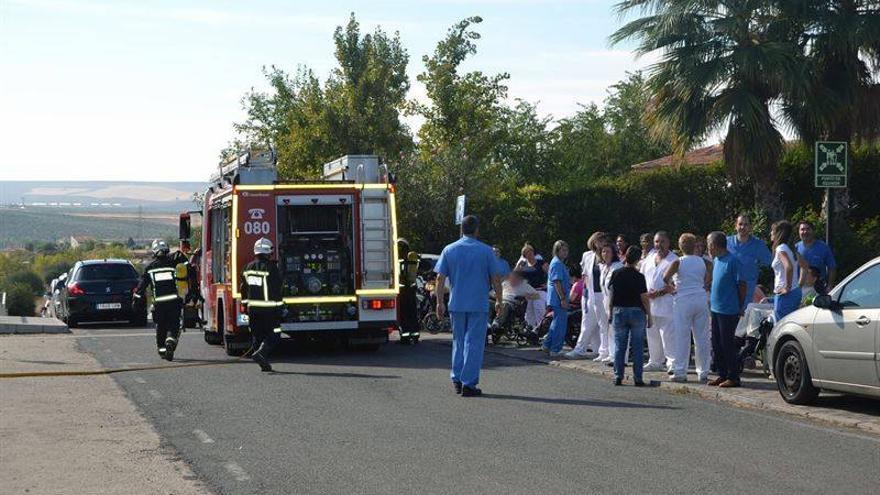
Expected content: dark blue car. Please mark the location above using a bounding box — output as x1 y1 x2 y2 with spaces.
58 259 147 327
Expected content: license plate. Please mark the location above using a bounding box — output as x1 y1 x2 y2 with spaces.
97 303 122 310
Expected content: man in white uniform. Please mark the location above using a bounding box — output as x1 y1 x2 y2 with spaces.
641 231 678 372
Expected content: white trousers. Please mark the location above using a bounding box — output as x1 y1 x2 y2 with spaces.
525 291 547 329
573 293 603 355
672 295 711 379
646 314 671 367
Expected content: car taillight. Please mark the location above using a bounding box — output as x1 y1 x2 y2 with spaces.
362 299 395 310
239 302 247 314
68 283 86 296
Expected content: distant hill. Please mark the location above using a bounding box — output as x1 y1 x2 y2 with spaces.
0 180 205 212
0 207 176 248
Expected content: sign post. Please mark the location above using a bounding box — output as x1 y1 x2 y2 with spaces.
815 141 848 247
454 195 466 226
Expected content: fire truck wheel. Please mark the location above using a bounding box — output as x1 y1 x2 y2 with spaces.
204 329 222 345
223 335 244 356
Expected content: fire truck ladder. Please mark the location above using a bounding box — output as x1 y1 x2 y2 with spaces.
359 165 393 290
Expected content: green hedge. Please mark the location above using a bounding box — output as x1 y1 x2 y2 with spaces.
401 143 879 276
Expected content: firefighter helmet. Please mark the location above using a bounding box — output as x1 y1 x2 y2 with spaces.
254 237 273 255
151 239 170 257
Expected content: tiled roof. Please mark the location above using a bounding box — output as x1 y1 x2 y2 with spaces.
631 143 723 171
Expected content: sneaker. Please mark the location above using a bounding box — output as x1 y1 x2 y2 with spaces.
634 380 646 387
670 375 687 383
157 347 166 358
461 386 482 397
564 350 588 360
601 356 613 363
453 381 462 394
643 363 664 372
593 355 608 362
614 377 623 386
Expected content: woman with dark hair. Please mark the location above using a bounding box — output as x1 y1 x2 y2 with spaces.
599 242 623 363
607 246 650 386
770 220 808 321
615 235 629 263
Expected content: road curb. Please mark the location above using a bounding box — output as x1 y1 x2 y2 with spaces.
0 316 70 334
447 340 880 437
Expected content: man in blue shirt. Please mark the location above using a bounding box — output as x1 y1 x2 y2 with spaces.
435 216 504 397
796 221 837 287
727 213 771 309
708 231 747 388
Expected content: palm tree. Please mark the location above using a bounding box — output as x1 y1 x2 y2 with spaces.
779 0 880 234
610 0 805 220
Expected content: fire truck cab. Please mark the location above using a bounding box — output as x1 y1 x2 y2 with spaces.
189 151 399 354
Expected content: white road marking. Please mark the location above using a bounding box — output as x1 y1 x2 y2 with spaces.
224 462 251 481
133 377 146 384
147 389 162 399
193 429 214 444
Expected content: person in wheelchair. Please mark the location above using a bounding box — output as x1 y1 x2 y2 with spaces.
491 270 541 331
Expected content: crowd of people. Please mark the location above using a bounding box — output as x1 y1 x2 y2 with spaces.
433 213 837 395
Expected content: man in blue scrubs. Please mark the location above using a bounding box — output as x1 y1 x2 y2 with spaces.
435 216 504 397
796 221 837 288
726 213 771 309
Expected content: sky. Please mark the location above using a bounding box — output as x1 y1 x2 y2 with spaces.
0 0 658 182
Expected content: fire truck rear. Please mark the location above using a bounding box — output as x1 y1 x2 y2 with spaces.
185 151 399 354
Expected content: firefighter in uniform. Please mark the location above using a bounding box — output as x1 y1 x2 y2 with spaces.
240 237 283 372
398 238 420 344
135 240 183 361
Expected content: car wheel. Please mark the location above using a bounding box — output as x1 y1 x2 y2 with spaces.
67 316 78 329
774 340 819 405
204 329 222 345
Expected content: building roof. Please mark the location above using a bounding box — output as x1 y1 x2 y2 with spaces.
630 144 723 172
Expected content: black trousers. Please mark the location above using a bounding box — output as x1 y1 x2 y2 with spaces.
398 285 419 337
711 312 740 381
153 300 182 348
250 309 280 358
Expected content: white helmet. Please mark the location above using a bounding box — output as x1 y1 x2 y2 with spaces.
254 237 273 256
151 239 170 256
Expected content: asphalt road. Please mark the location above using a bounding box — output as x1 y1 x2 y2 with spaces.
75 326 880 495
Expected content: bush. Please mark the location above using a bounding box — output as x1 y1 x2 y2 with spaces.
401 142 879 277
3 270 44 296
4 283 36 317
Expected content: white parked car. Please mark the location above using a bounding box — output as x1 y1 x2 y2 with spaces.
766 256 880 404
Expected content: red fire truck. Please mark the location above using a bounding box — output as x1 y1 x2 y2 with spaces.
180 151 400 354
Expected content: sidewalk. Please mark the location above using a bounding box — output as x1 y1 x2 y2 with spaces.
431 334 880 436
0 334 212 495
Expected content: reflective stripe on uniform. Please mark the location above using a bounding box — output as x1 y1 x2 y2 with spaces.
154 294 180 302
242 270 270 277
273 328 282 333
247 300 283 308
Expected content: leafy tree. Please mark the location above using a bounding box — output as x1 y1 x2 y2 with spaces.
611 0 804 220
603 72 672 174
232 14 412 179
5 283 35 317
401 16 510 248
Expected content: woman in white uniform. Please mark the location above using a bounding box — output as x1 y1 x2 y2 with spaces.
664 233 713 382
565 232 605 359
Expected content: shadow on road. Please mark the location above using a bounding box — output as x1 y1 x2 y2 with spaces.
482 393 678 410
266 370 400 379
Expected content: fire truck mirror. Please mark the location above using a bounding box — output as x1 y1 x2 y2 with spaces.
179 213 191 241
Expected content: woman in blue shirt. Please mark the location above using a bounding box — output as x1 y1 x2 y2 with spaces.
542 241 571 356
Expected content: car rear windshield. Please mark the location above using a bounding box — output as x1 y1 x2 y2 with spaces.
76 264 138 281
